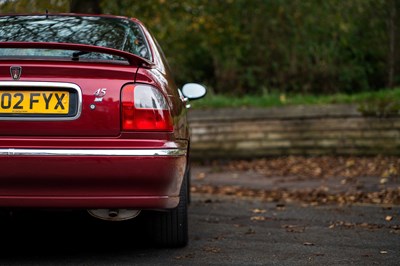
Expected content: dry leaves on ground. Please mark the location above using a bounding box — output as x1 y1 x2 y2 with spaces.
224 156 399 180
192 184 400 205
193 156 400 205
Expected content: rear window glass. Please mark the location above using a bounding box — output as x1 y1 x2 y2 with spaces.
0 15 150 61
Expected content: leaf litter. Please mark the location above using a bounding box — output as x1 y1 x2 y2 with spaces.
192 156 400 205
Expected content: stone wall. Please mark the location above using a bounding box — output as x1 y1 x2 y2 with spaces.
188 104 400 159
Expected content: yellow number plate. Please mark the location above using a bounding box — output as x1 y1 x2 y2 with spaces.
0 91 69 114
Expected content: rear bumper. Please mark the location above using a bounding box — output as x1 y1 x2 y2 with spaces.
0 144 187 209
0 148 186 157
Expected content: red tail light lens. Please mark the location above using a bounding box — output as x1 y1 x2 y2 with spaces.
121 84 173 131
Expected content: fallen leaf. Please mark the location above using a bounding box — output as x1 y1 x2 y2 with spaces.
385 215 393 221
372 198 382 204
203 246 221 253
283 224 305 233
233 224 245 228
380 178 388 184
303 242 314 246
250 216 266 221
251 208 266 214
196 172 206 180
346 159 355 167
360 223 369 228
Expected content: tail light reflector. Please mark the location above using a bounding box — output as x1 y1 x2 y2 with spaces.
121 84 173 131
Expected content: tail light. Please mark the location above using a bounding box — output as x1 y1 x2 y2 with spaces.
121 84 173 131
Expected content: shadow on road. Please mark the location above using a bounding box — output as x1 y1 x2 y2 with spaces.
0 210 153 260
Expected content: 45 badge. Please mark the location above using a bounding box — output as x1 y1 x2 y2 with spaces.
90 88 107 110
94 88 107 102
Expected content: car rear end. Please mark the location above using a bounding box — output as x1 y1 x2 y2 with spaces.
0 14 189 247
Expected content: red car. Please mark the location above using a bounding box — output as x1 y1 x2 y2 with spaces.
0 13 206 247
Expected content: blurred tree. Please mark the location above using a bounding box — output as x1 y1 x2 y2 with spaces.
0 0 68 13
70 0 101 13
387 0 397 88
1 0 399 95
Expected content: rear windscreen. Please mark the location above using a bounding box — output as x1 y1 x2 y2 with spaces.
0 15 150 61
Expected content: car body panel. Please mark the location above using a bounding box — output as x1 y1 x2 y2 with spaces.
0 153 185 209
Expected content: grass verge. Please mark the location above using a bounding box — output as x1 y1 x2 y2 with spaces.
190 87 400 110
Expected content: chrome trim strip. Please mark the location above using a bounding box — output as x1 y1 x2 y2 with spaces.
0 81 82 121
0 148 186 157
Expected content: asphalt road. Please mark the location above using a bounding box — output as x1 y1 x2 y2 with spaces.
0 165 398 266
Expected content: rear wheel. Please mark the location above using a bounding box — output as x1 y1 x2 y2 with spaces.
146 176 188 247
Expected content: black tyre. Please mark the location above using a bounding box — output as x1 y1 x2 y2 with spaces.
146 176 188 247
